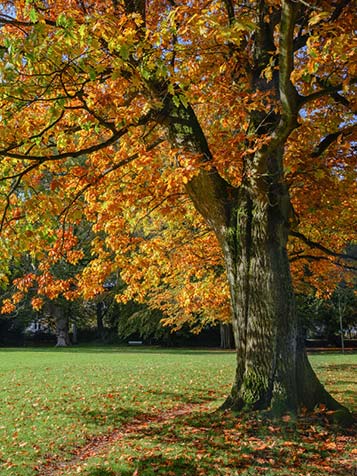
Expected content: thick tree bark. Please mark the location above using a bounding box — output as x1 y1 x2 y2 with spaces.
163 99 351 420
220 183 298 412
210 181 349 419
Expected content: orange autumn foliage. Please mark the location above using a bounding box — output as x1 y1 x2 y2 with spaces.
0 0 355 327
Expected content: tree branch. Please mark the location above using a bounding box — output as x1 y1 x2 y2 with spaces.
0 13 56 27
0 128 127 161
299 78 357 107
290 230 357 262
260 0 300 158
290 254 357 271
291 0 322 11
311 123 356 157
329 0 353 22
0 136 164 234
0 110 155 162
0 177 21 231
223 0 235 25
279 1 300 124
0 111 66 157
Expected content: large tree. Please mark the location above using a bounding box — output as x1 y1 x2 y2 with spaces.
0 1 356 417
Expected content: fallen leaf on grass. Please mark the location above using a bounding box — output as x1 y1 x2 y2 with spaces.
282 441 296 447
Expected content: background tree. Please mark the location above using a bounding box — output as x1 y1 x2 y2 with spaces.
0 1 356 419
296 287 357 345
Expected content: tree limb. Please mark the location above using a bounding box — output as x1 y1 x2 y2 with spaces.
299 78 357 107
290 230 357 262
0 110 155 162
0 13 56 27
279 0 300 123
311 123 356 157
290 254 357 272
223 0 235 25
329 0 353 22
261 0 300 157
291 0 322 11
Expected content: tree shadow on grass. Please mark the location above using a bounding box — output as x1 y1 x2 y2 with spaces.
145 388 219 405
81 408 357 476
86 454 198 476
313 363 357 372
51 403 357 476
86 470 118 476
131 409 356 459
70 406 155 430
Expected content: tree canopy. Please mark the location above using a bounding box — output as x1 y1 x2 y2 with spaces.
0 0 356 416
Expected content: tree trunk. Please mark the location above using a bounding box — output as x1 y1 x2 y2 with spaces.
71 322 78 345
217 184 350 419
220 323 235 349
185 143 350 419
219 183 298 413
44 301 71 347
96 301 106 342
163 96 351 421
55 314 70 347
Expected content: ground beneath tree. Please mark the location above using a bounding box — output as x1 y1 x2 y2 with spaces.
35 402 208 476
35 402 356 476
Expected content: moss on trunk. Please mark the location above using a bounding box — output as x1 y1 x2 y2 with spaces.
217 185 352 423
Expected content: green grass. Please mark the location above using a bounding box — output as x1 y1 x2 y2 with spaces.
0 347 355 476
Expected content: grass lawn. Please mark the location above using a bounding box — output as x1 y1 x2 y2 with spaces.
0 347 355 476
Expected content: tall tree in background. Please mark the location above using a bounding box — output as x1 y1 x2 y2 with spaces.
0 1 356 418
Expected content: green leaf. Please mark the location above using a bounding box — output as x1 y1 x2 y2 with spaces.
140 67 151 80
79 24 87 40
168 83 175 96
179 94 188 109
120 44 130 60
89 70 97 81
56 13 68 27
29 8 38 23
172 95 180 108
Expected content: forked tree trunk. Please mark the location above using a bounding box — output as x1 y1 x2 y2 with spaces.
186 158 350 420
